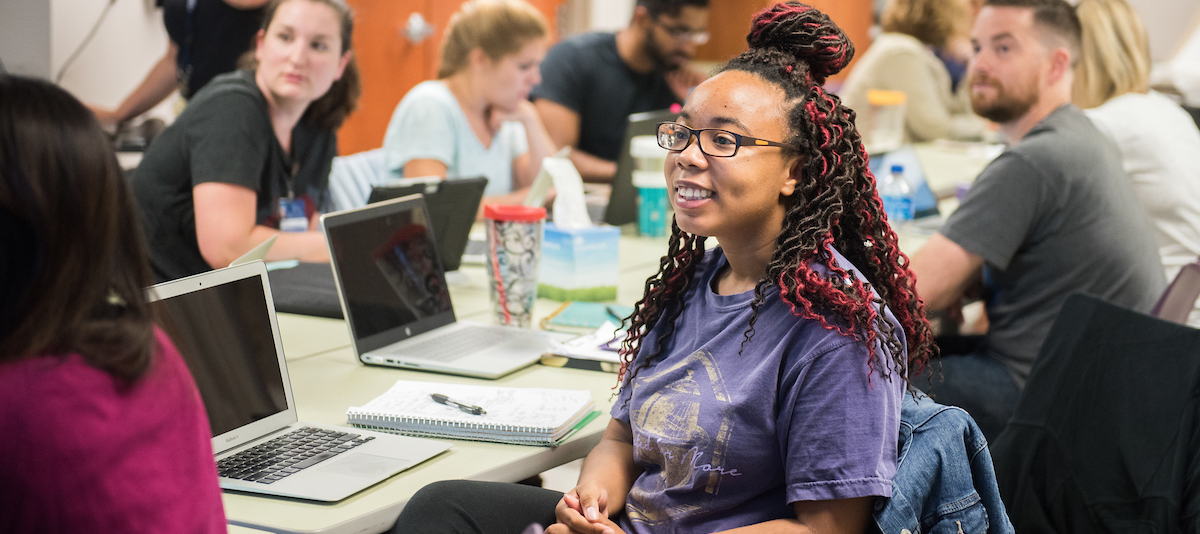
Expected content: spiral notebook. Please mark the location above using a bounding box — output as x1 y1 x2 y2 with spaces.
346 380 599 446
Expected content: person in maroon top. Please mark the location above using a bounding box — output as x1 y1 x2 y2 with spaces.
0 75 226 533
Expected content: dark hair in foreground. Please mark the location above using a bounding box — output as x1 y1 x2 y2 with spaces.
638 0 710 18
985 0 1082 63
0 75 157 382
241 0 362 130
618 2 936 392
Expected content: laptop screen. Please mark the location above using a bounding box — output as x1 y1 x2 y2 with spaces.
366 176 487 272
605 109 679 226
151 275 287 437
325 198 454 351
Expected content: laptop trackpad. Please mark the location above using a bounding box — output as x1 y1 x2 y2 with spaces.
319 453 409 478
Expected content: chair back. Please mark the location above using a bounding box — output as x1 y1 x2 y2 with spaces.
326 148 386 212
1150 260 1200 324
991 293 1200 532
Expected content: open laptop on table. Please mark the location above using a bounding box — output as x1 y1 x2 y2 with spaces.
321 195 555 379
267 178 488 318
367 176 487 272
148 261 451 502
604 108 679 226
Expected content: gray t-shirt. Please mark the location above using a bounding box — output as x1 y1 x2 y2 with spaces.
941 105 1165 385
612 247 905 533
530 32 679 163
132 70 336 282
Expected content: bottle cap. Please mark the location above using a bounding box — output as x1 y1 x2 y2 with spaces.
890 164 904 174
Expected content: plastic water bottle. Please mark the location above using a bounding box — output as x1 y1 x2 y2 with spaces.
879 164 913 229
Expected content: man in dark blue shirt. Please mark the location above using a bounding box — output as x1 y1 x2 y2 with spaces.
532 0 709 182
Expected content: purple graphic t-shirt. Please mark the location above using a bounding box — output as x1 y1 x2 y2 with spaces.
612 247 905 533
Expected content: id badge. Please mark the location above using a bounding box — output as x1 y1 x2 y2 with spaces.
278 197 308 232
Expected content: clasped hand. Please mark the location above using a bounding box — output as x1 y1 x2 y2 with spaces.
548 482 626 534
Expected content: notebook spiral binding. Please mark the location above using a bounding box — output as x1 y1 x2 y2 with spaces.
345 411 561 446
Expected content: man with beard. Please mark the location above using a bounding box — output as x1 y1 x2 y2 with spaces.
908 0 1164 440
531 0 709 182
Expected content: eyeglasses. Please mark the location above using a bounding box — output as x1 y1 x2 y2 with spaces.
656 122 793 158
655 19 710 45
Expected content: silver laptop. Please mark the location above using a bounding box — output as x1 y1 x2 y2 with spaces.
147 261 451 502
321 195 554 379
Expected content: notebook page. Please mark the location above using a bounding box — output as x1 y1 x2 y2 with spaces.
348 380 594 431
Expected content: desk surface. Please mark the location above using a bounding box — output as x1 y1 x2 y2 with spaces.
226 230 667 534
225 356 621 534
913 141 1001 199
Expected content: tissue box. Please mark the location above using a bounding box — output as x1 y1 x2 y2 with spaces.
538 222 620 301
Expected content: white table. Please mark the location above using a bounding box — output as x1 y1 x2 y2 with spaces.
225 230 669 533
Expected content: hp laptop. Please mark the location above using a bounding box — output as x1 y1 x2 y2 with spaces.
366 176 487 272
148 261 451 502
605 108 680 226
321 195 555 379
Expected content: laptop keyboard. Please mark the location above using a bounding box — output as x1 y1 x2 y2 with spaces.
399 327 526 362
217 427 374 484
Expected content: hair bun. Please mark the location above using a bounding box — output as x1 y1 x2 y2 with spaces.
746 1 854 84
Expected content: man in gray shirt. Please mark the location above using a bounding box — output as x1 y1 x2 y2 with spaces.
909 0 1165 439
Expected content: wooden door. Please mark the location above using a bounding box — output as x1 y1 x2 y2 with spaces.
340 0 436 156
339 0 564 155
694 0 873 86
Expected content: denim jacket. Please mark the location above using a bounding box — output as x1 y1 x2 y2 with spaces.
873 392 1015 534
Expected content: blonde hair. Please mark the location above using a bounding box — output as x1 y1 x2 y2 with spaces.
1073 0 1150 109
881 0 968 48
438 0 548 79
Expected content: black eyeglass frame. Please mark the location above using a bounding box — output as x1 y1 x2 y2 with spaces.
656 122 794 158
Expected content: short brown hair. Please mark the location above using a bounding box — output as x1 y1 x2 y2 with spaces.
1072 0 1150 108
0 75 156 382
241 0 361 130
438 0 548 79
985 0 1082 64
881 0 968 48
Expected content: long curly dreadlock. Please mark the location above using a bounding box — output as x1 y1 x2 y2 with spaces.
618 1 936 393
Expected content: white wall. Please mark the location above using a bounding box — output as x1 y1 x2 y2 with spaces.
0 0 172 114
52 0 170 108
0 0 51 78
589 0 634 32
1131 0 1200 62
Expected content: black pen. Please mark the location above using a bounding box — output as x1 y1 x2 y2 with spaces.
431 393 486 415
605 305 625 323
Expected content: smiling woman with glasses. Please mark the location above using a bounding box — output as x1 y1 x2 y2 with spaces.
390 3 936 534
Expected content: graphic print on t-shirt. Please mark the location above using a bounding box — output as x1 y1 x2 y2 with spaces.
626 348 736 526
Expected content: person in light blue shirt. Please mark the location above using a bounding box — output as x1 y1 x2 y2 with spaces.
382 0 557 211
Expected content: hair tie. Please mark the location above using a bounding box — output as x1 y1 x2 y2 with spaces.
786 65 793 73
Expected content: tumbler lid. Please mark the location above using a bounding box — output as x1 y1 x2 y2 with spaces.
484 204 546 222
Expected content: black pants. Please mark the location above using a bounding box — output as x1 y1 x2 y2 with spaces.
917 335 1021 442
392 480 562 534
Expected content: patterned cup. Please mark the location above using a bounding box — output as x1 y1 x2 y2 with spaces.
484 204 547 328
